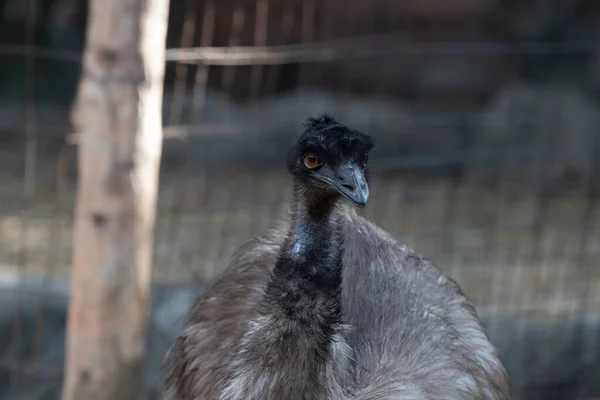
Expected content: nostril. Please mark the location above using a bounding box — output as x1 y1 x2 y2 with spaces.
342 184 354 192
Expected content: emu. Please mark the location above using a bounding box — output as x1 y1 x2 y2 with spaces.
162 115 511 400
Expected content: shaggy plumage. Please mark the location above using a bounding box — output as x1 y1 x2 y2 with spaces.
162 115 511 400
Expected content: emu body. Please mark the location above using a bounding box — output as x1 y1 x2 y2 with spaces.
162 116 510 400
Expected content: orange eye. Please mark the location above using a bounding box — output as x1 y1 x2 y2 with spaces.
303 154 321 169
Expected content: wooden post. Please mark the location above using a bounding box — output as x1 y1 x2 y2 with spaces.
62 0 170 399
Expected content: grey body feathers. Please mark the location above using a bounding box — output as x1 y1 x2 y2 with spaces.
162 206 510 400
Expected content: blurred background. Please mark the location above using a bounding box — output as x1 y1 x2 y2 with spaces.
1 0 600 399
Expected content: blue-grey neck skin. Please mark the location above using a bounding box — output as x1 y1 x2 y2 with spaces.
272 181 344 294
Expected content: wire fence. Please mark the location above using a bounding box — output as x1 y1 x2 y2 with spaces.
1 0 600 399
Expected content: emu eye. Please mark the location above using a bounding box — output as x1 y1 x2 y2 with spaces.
303 154 321 169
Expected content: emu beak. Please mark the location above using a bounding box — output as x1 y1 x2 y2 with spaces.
333 164 369 208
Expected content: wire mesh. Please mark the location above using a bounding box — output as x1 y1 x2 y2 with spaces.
1 0 599 399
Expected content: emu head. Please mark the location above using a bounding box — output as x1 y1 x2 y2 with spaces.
287 114 374 208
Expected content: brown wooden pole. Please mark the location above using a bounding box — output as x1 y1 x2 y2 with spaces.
62 0 170 399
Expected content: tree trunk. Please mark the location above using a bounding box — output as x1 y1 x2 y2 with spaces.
61 0 170 399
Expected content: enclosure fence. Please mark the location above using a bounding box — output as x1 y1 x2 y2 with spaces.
1 0 600 399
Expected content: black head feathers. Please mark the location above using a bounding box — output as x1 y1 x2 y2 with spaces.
287 114 374 172
303 114 343 133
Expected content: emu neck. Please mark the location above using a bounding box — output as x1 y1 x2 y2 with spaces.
276 181 343 290
229 182 349 399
